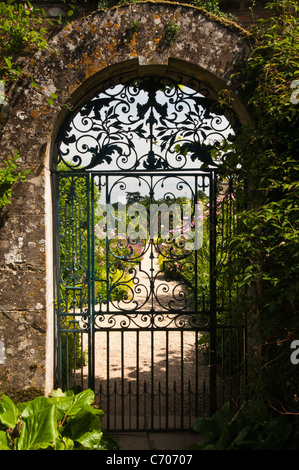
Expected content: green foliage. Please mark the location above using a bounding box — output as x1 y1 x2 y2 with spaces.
192 0 221 13
0 1 48 82
225 0 299 412
191 400 296 450
128 19 140 32
164 20 181 45
191 0 238 20
0 0 80 93
0 388 118 450
0 151 30 211
239 1 299 119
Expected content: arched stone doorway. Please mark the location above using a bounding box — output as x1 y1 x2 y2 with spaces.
0 3 250 418
53 65 243 431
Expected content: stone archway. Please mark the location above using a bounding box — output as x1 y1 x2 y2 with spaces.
0 2 250 395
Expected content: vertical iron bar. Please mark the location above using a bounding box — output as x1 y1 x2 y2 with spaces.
136 330 140 430
105 176 110 427
180 329 184 429
72 332 76 387
106 331 110 430
188 380 191 429
114 381 117 430
151 329 154 430
80 330 83 390
195 175 198 314
173 380 177 430
203 380 206 417
150 175 154 313
70 178 76 390
121 330 125 430
144 381 147 430
128 382 132 430
195 330 199 417
229 325 232 404
65 333 69 390
88 174 94 391
55 174 62 388
209 170 217 416
105 175 110 311
158 381 162 429
236 326 240 406
165 330 169 430
222 328 225 404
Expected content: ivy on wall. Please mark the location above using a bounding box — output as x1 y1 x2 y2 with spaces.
0 1 77 212
0 1 48 84
225 0 299 416
0 151 30 212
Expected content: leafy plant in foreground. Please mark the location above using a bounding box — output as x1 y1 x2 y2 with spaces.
191 400 295 450
0 388 118 450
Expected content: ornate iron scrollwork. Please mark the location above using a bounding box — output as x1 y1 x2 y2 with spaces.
55 76 234 172
55 75 236 330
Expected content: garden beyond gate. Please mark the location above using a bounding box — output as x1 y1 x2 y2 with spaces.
53 73 246 431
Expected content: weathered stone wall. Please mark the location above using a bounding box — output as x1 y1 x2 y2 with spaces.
0 2 250 394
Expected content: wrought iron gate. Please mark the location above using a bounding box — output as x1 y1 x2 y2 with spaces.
53 74 246 431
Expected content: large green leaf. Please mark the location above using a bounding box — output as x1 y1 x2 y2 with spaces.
54 436 75 450
16 404 58 450
48 388 66 398
0 394 19 428
0 430 10 450
75 430 103 449
68 405 104 440
193 402 232 440
193 417 220 439
48 389 95 422
18 396 52 418
257 415 292 450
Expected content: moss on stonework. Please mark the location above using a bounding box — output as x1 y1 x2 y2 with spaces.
6 387 44 403
97 1 251 38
